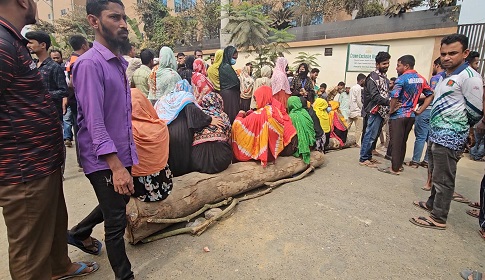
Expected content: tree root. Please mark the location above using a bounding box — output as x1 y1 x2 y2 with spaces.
147 198 234 224
140 165 315 243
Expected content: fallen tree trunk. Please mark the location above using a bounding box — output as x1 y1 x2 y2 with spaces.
328 134 357 150
125 151 325 244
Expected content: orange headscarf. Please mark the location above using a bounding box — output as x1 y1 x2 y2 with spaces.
232 86 287 166
130 88 170 177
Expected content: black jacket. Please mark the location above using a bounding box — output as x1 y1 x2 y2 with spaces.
363 71 390 115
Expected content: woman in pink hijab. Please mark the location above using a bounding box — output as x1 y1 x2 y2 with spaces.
271 57 292 112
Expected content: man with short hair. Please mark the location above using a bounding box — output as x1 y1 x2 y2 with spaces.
210 53 215 64
328 81 345 101
64 35 89 157
468 52 485 162
50 49 64 65
410 57 443 167
131 48 155 97
194 49 203 59
359 51 391 167
121 42 141 82
177 52 186 69
349 73 366 145
26 30 68 121
318 82 327 99
71 0 139 278
310 68 319 89
380 55 433 175
411 34 483 230
467 51 480 72
0 0 98 279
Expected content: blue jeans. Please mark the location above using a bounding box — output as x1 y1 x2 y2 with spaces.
359 113 383 162
412 109 431 163
63 106 73 141
470 131 485 160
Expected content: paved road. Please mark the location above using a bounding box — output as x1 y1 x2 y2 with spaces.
1 138 484 279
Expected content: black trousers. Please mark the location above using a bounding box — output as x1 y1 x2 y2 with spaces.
70 105 82 168
70 168 133 280
390 117 415 171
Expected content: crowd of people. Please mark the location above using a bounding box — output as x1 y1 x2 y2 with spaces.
1 0 485 279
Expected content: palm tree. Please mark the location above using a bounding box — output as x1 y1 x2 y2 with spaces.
222 3 271 52
269 6 296 30
293 52 322 71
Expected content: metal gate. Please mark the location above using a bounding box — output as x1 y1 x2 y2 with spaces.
458 23 485 76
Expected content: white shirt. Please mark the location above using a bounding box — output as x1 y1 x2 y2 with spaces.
349 84 363 118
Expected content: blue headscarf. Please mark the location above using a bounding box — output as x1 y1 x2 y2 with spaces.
154 80 197 125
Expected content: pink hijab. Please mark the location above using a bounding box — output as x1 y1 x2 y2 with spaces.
271 57 291 95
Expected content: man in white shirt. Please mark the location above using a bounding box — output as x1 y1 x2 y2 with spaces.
348 74 366 145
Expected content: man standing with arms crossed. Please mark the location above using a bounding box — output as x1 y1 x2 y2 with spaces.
411 34 483 230
378 55 434 175
0 0 98 278
72 0 138 279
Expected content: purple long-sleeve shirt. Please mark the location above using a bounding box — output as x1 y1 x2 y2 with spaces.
72 41 138 175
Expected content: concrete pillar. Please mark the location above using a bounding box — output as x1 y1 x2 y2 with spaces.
220 0 231 48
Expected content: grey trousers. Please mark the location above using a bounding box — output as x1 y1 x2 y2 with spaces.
425 142 462 224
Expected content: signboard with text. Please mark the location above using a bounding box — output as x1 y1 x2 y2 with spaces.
346 44 390 72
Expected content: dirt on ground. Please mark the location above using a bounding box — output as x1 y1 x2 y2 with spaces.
1 136 484 280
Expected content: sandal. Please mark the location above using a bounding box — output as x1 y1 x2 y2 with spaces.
469 202 481 209
453 193 471 204
405 161 419 168
413 201 431 213
466 209 479 218
409 216 446 230
55 262 99 280
461 269 483 280
67 233 103 256
419 161 429 168
359 160 377 168
377 167 400 175
370 158 382 164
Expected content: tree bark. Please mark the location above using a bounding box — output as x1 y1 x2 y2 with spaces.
125 151 325 244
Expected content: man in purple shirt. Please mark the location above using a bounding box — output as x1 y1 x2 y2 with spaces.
70 0 138 279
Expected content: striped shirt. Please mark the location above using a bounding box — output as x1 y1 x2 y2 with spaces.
429 63 484 151
0 17 64 185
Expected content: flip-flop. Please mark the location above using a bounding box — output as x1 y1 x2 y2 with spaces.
56 262 99 280
453 194 471 204
378 167 400 175
461 269 483 280
466 209 479 218
409 216 446 230
405 161 419 168
421 186 431 191
413 201 431 213
469 202 481 209
67 233 103 256
370 158 382 164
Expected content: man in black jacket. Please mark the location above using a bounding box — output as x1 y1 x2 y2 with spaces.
359 52 391 167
